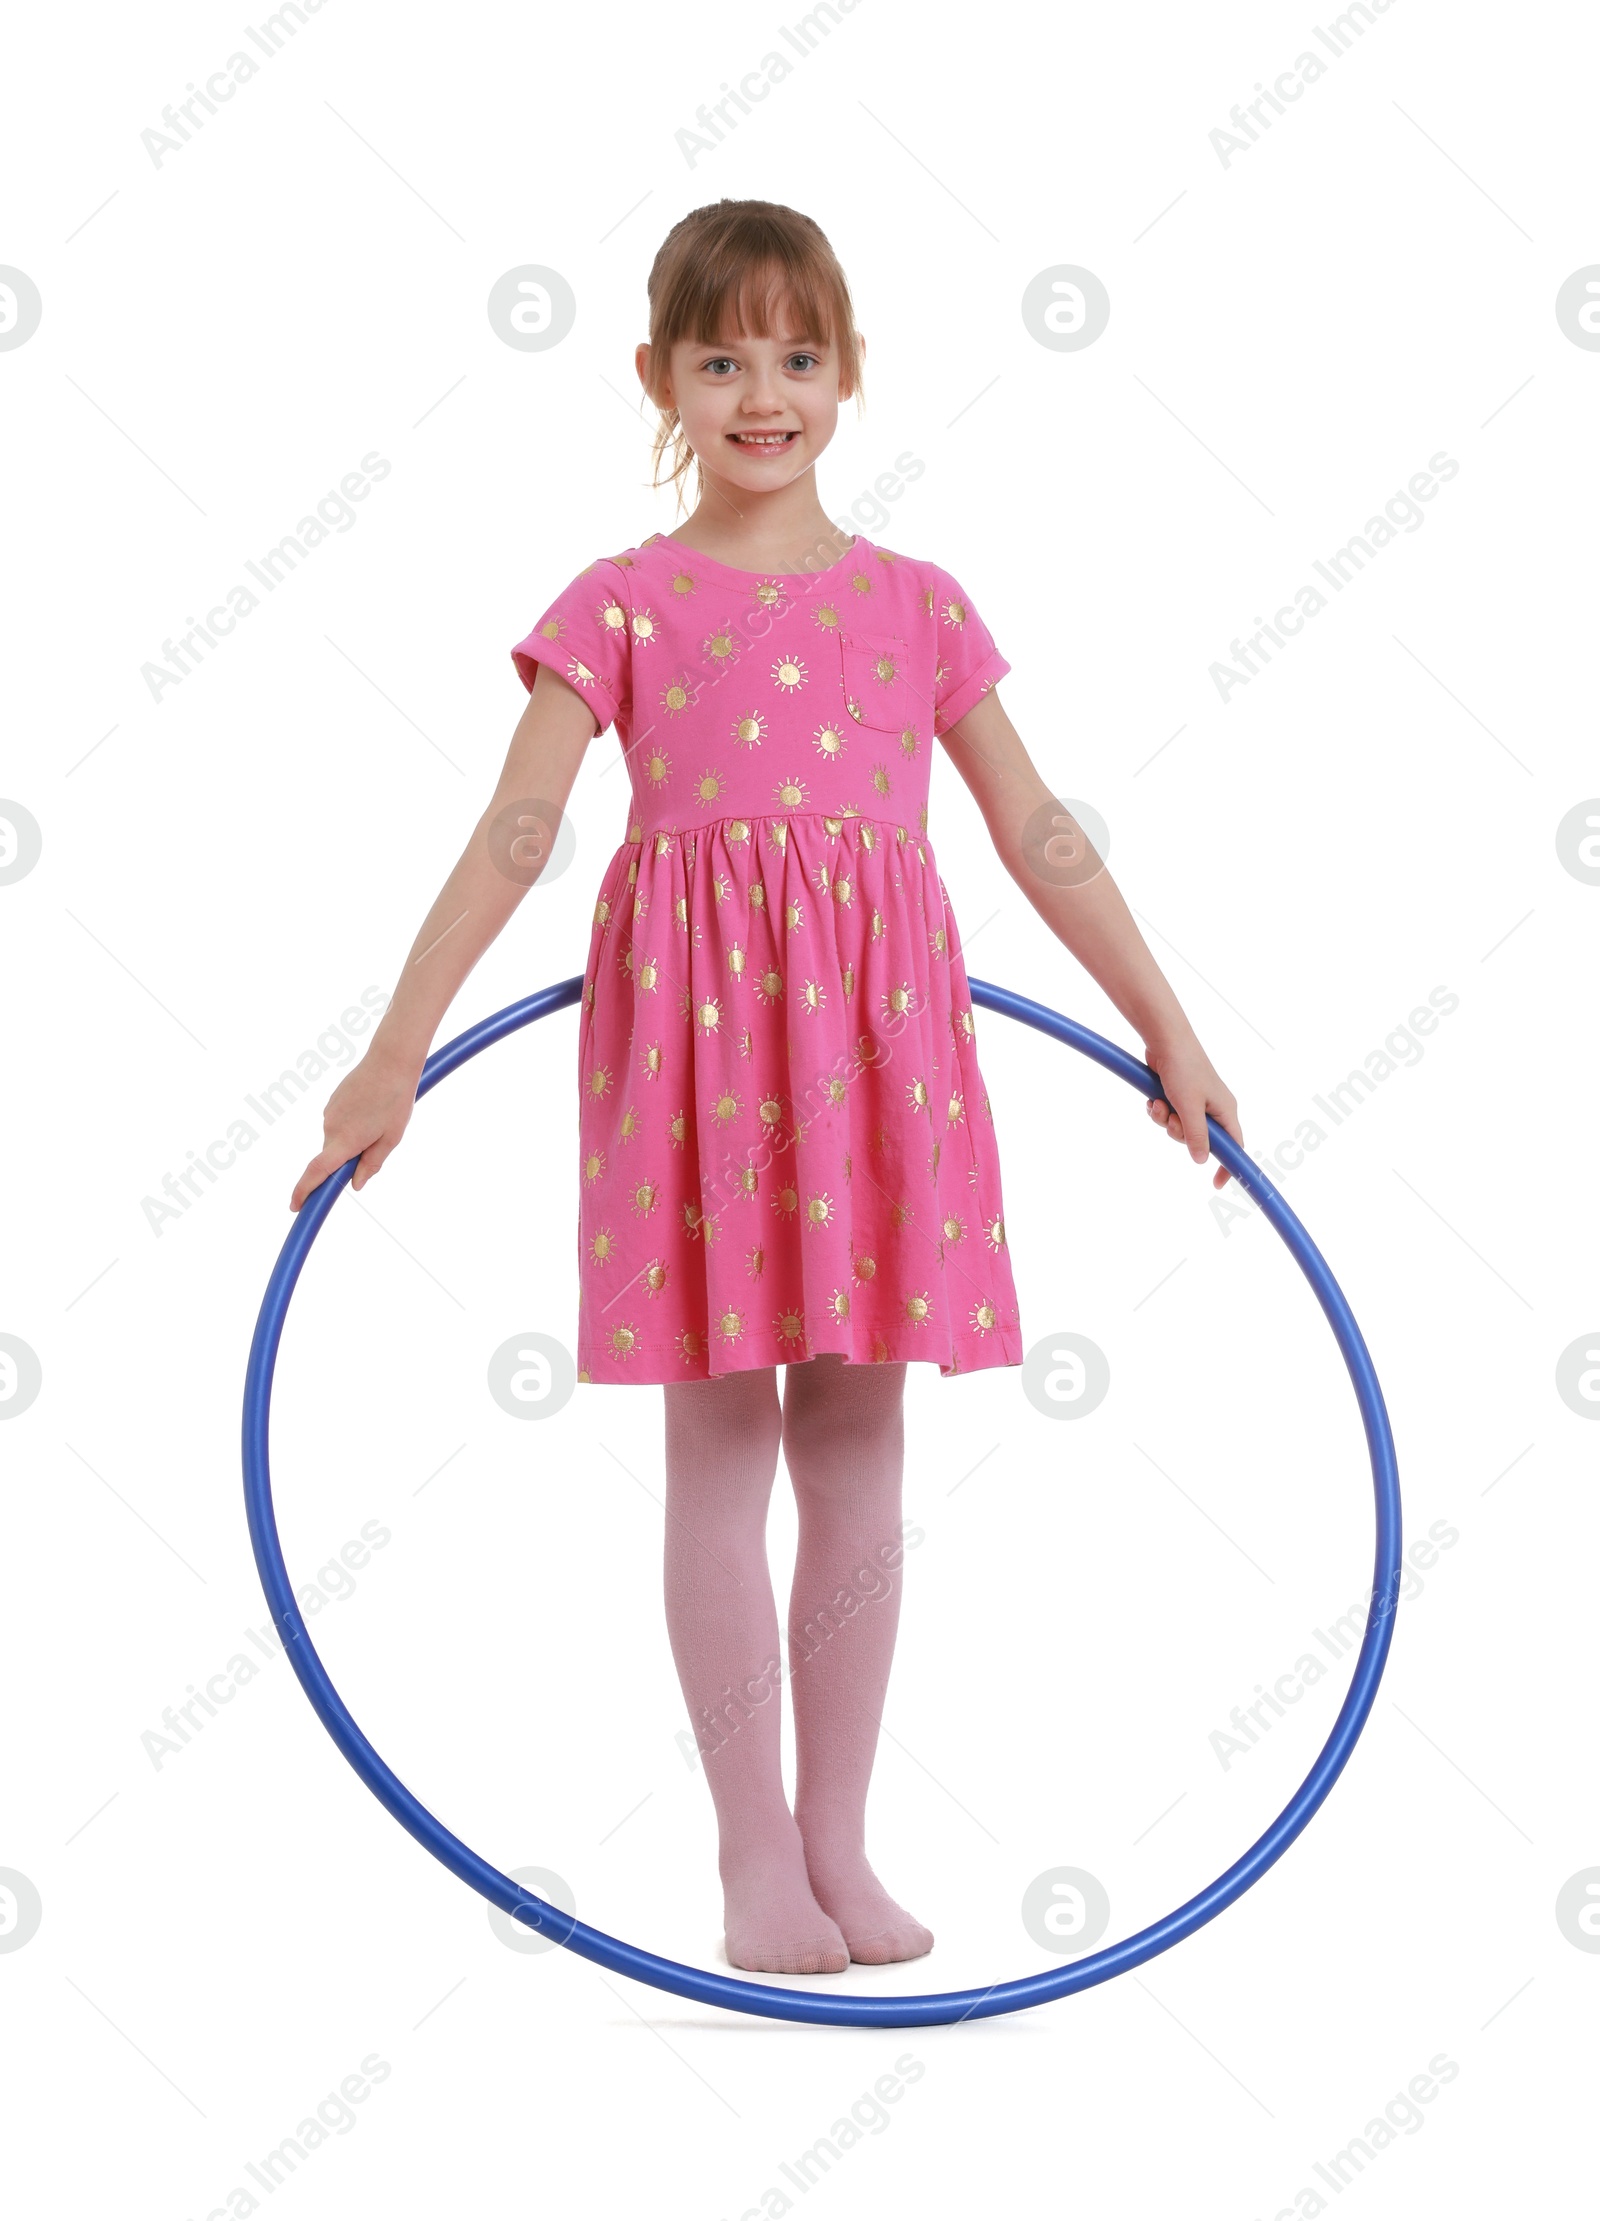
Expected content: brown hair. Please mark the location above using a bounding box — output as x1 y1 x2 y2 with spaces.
641 199 865 511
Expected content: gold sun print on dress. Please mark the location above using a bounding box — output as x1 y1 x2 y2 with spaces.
704 622 739 663
771 654 808 692
630 606 660 644
731 712 766 749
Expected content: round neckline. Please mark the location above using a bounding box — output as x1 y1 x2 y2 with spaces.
651 530 867 585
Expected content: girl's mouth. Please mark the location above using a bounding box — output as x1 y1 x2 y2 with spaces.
727 430 800 452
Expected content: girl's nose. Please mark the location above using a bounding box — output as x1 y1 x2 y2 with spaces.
741 369 784 411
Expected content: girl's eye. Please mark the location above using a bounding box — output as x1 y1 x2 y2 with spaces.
699 352 820 375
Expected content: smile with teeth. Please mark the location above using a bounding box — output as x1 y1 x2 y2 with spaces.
730 430 800 448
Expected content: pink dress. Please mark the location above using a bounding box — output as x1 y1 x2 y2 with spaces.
510 531 1026 1386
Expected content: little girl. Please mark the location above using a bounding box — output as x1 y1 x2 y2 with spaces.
292 199 1242 1978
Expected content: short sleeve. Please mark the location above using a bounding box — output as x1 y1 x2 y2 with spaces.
510 559 633 735
930 565 1011 736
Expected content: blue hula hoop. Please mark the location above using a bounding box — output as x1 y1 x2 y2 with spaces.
242 975 1402 2029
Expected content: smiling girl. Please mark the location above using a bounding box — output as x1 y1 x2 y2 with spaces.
292 199 1243 1977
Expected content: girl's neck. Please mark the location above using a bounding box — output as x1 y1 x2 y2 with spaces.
667 473 853 577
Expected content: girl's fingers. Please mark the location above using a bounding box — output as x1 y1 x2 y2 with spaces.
351 1138 394 1192
290 1149 342 1210
1148 1096 1184 1141
291 1133 375 1209
1147 1083 1245 1190
1175 1092 1211 1164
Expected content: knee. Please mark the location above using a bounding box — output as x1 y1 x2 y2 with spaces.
664 1367 782 1455
783 1368 905 1472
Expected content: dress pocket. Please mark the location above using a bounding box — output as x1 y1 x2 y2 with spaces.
836 625 911 736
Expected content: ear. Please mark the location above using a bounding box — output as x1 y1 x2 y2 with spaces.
636 339 667 405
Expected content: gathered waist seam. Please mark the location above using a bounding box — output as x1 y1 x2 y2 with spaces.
618 808 929 846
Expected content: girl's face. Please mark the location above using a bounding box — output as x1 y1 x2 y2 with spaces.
641 301 857 497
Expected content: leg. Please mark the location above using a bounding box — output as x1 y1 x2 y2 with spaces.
662 1365 848 1976
782 1355 933 1965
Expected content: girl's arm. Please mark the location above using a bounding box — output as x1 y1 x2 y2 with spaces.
289 662 599 1209
939 688 1244 1191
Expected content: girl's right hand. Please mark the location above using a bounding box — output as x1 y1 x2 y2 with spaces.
290 1045 424 1210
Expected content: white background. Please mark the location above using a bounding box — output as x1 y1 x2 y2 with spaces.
3 0 1594 2213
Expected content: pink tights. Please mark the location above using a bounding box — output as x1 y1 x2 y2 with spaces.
662 1355 933 1974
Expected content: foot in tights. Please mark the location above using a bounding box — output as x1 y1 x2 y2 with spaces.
783 1356 933 1966
662 1366 849 1975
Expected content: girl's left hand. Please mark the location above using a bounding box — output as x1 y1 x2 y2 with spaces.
1142 1031 1243 1189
